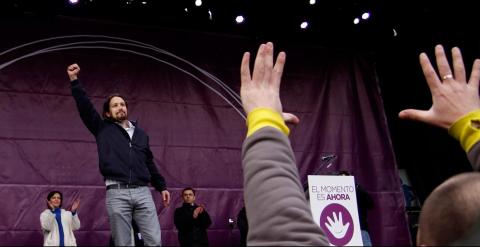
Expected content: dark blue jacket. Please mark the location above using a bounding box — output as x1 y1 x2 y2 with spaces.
71 79 166 191
174 203 212 247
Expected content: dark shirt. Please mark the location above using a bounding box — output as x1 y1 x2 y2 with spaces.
174 203 212 247
356 184 374 231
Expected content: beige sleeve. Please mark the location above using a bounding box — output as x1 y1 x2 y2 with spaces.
242 127 329 246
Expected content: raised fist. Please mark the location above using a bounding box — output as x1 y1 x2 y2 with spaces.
67 63 80 81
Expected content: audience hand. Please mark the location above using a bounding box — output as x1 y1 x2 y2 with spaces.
240 42 299 124
399 45 480 129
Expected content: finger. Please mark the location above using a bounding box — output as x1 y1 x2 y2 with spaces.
419 53 441 90
468 59 480 89
325 222 332 230
240 52 252 86
68 64 77 71
262 42 274 86
344 222 350 231
435 45 453 82
163 193 170 207
333 212 338 222
272 51 286 90
339 212 343 223
166 192 171 204
282 112 300 125
398 109 430 123
252 44 266 85
452 47 466 83
327 216 334 226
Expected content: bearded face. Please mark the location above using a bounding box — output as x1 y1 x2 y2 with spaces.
106 96 128 122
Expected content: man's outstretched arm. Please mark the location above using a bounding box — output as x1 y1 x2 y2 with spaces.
68 63 103 136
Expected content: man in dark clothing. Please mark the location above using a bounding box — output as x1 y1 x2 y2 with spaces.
67 63 171 246
236 206 248 247
174 187 212 247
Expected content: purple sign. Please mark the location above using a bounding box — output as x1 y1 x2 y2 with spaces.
319 203 354 246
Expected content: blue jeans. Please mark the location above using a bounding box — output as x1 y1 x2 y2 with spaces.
361 230 372 246
106 186 161 246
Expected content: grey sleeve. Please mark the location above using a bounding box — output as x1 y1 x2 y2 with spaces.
242 127 329 246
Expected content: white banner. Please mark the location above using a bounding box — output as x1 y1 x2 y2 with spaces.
308 175 363 246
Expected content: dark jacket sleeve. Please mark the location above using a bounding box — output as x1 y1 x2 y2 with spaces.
70 79 103 136
174 206 212 231
242 127 329 246
197 209 212 229
144 135 167 192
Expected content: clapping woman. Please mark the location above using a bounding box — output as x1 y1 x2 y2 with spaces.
40 191 81 246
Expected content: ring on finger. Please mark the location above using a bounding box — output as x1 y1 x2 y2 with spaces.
442 74 453 80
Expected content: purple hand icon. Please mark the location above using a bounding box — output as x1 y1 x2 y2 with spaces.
320 203 354 246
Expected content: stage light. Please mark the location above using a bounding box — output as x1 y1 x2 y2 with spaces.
353 18 360 24
309 0 316 5
141 1 147 5
69 0 79 4
195 0 202 7
208 9 212 20
235 15 244 24
361 12 370 20
300 21 308 29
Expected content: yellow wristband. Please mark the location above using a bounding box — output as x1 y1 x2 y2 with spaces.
246 108 290 137
448 110 480 152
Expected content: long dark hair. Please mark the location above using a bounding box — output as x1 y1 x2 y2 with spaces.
102 94 128 119
46 190 63 208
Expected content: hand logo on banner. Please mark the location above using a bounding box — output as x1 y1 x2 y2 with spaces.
320 203 354 246
325 211 350 239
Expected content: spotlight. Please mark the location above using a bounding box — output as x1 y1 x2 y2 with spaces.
208 9 212 20
361 12 370 20
195 0 202 7
309 0 316 5
235 15 244 24
69 0 79 4
300 21 309 29
353 18 360 24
